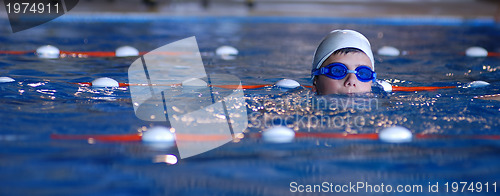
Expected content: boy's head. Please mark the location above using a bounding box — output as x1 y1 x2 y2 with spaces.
311 30 375 95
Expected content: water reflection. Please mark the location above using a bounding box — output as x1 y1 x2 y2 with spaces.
153 154 178 165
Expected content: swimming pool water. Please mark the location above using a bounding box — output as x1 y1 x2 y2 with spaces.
0 16 499 195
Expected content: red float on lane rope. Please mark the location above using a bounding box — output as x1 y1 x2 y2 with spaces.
391 86 456 92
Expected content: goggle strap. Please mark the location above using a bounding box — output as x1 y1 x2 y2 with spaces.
311 67 331 76
311 69 320 76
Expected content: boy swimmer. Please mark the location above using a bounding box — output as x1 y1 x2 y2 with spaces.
311 30 376 95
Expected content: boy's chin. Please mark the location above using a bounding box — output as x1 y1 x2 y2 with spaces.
344 89 371 94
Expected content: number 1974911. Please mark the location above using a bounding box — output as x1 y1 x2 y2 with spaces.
445 182 496 193
5 2 60 14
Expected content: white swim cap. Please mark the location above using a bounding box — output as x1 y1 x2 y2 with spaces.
312 30 374 80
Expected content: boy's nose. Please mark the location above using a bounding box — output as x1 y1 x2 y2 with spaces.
344 73 358 87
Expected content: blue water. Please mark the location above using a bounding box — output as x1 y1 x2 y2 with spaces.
0 16 499 195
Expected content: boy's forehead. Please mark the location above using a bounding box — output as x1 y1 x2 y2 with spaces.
321 52 373 69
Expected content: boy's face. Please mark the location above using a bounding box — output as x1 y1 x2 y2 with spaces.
313 52 373 95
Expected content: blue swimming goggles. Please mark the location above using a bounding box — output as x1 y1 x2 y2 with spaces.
312 63 376 82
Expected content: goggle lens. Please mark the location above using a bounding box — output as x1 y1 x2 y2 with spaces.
355 66 374 81
330 65 347 78
312 63 376 82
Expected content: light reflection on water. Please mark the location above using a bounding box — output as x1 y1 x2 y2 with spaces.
244 84 498 137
